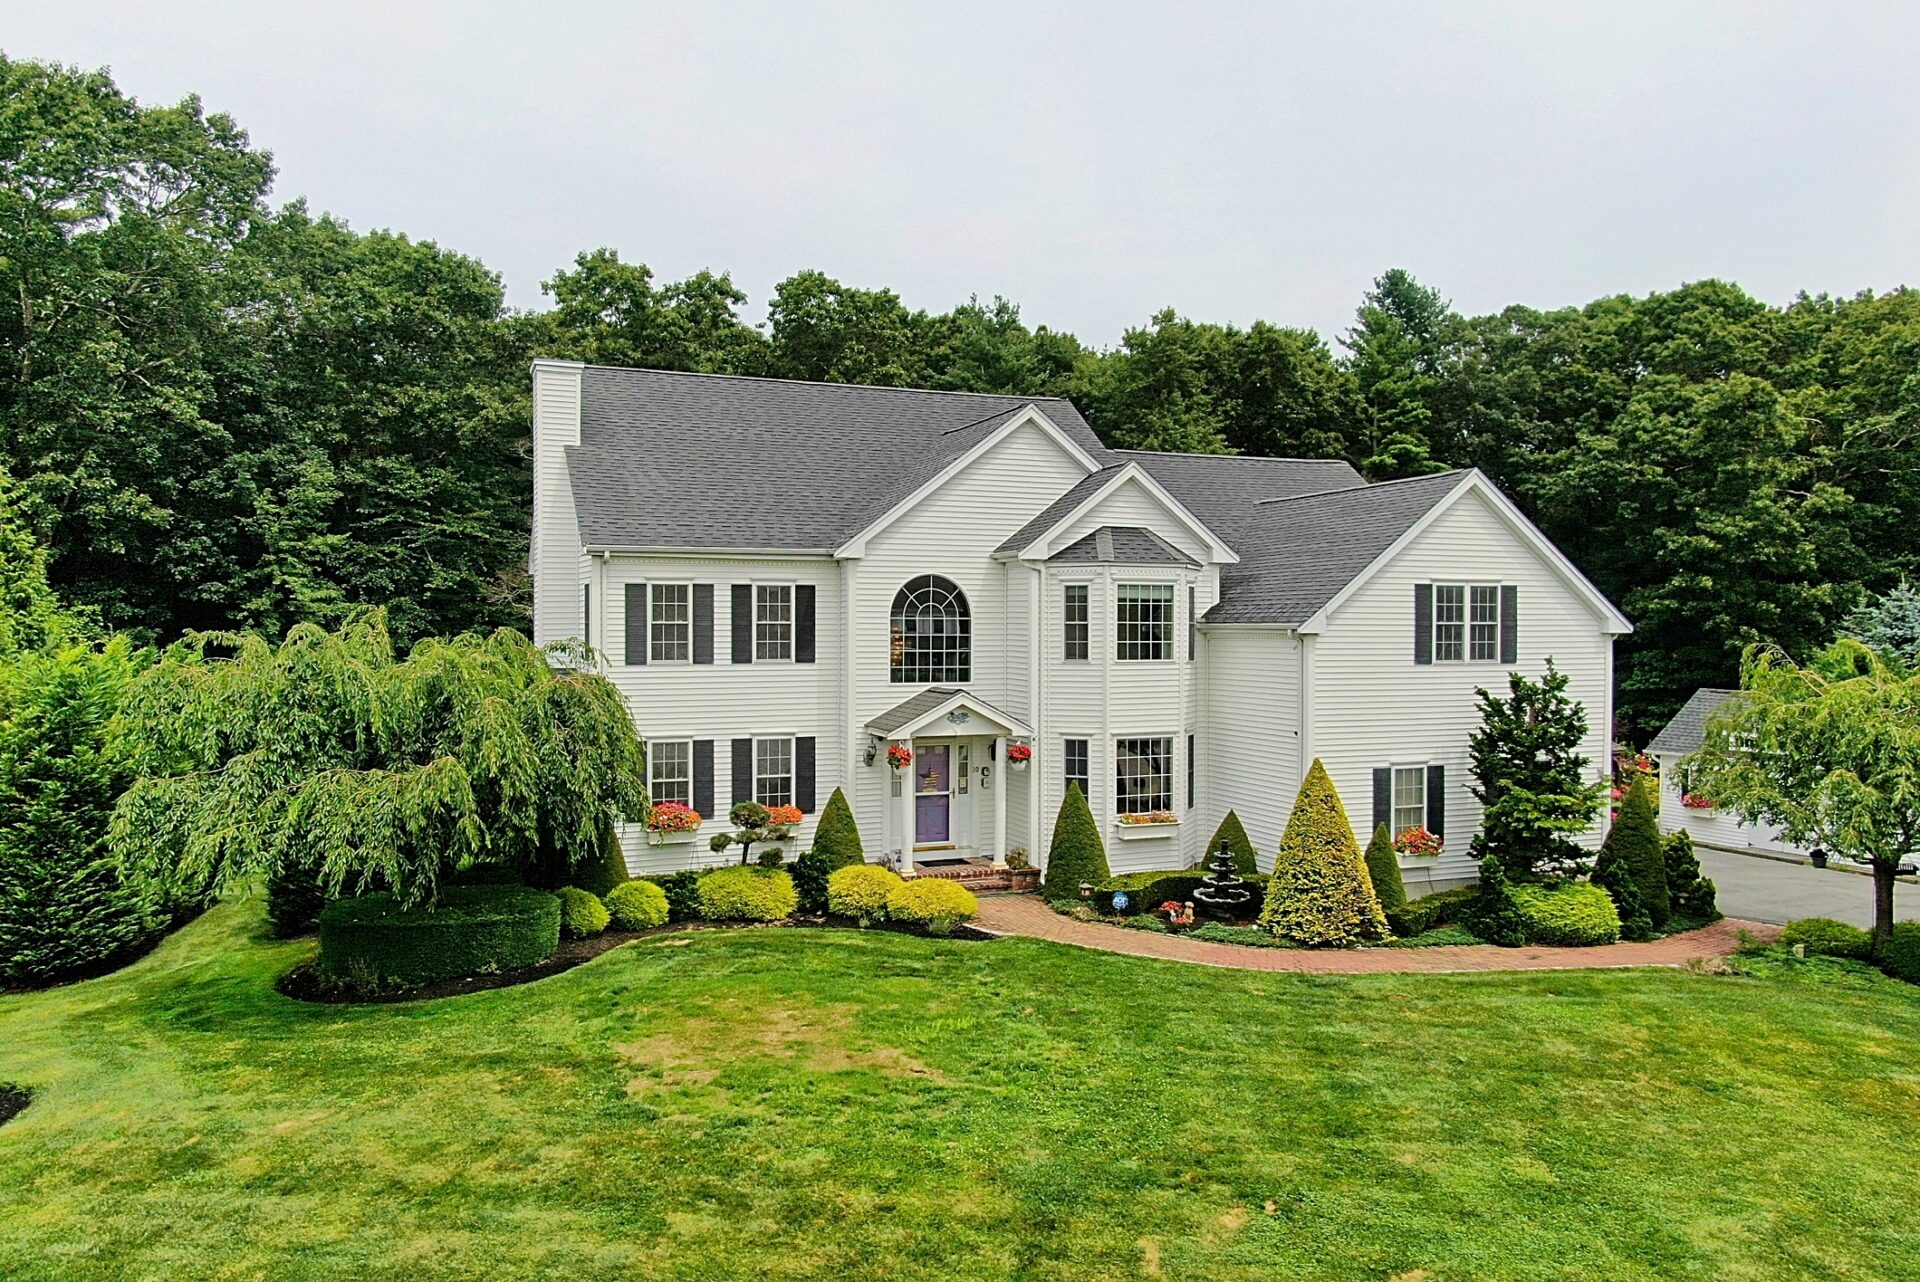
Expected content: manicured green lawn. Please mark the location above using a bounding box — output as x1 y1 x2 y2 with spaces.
4 902 1920 1281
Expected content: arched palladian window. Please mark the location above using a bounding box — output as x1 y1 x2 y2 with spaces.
890 575 971 684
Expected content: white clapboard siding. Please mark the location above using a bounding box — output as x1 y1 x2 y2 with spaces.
1654 753 1806 857
1200 628 1303 872
1308 487 1615 890
531 361 584 645
1046 473 1212 562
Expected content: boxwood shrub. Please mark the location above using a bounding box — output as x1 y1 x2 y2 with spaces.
1779 917 1872 960
827 864 904 921
605 879 669 931
885 878 979 934
317 885 560 991
1385 885 1477 938
1510 881 1621 946
555 886 609 939
695 866 797 921
1879 921 1920 984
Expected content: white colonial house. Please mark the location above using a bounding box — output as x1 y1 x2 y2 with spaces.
530 360 1631 893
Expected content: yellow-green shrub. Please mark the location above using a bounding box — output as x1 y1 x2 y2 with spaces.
1259 759 1388 946
1510 881 1620 946
555 886 609 938
886 878 979 935
827 863 904 921
695 866 797 921
605 879 669 931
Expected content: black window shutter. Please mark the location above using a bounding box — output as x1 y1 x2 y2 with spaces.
1413 584 1433 665
692 584 714 664
795 585 816 664
731 584 754 664
1186 734 1196 808
1426 764 1446 839
624 583 648 665
1372 767 1391 832
1187 585 1197 661
693 740 715 818
1499 585 1518 664
583 585 591 640
731 738 753 807
795 737 816 812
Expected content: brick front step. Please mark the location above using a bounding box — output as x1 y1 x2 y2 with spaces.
914 863 1012 893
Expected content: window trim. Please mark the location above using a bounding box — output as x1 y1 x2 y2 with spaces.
1115 581 1176 663
1390 762 1429 836
889 575 972 685
1113 735 1175 816
1432 582 1504 663
752 582 796 663
754 735 796 809
649 581 694 664
1063 582 1090 662
1063 736 1090 800
649 738 694 809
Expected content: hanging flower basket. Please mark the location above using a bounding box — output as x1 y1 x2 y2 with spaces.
886 744 913 770
1006 742 1032 772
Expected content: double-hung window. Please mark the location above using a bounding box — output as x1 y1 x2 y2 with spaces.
1115 737 1173 814
650 584 691 662
1116 584 1174 661
755 585 793 661
1063 584 1090 661
650 739 692 808
755 737 794 808
1433 583 1501 662
1064 737 1090 798
1392 764 1428 836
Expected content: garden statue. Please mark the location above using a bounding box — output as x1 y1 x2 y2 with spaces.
1192 837 1254 919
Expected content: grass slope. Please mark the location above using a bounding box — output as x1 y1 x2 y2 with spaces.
3 901 1919 1280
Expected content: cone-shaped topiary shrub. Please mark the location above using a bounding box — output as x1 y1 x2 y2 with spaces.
1205 809 1261 875
1662 829 1719 921
812 787 864 866
1592 839 1654 941
1600 777 1668 926
1042 783 1110 899
1259 760 1388 946
605 879 669 931
1363 822 1407 912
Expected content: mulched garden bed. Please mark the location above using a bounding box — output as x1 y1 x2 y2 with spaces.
278 914 993 1004
0 1084 30 1129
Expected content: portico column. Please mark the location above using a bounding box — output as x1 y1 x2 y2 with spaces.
896 738 916 877
993 736 1008 863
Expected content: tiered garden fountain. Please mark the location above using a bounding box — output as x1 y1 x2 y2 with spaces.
1190 838 1255 920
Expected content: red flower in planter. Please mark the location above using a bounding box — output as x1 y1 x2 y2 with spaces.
1393 826 1443 857
765 804 804 828
1681 793 1715 810
645 801 703 833
1006 742 1033 763
886 744 913 769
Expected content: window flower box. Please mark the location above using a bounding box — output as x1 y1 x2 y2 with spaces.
1681 793 1715 812
1116 810 1179 839
645 801 703 845
1393 826 1443 858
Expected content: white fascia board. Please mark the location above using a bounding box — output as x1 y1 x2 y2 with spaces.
834 405 1101 559
1294 470 1633 636
867 690 1033 740
585 545 835 559
1007 463 1240 566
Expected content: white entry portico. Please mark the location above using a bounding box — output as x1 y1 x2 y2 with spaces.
864 687 1031 877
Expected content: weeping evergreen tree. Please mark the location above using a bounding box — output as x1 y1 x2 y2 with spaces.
109 611 649 907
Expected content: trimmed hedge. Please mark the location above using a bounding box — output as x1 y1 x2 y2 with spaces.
317 884 560 991
555 886 609 938
1384 885 1477 937
1510 882 1621 946
1881 921 1920 984
695 866 797 921
827 863 904 921
606 879 669 931
1778 917 1872 959
885 878 979 934
1098 868 1268 916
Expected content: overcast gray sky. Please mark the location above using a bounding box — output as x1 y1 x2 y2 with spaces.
17 2 1920 345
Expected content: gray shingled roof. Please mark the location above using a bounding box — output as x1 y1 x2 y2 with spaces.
1049 526 1200 567
1119 451 1367 546
1647 688 1736 756
991 465 1126 555
1204 471 1469 624
566 367 1108 550
865 686 1029 736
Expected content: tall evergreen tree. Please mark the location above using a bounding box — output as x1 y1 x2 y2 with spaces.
1466 662 1607 880
1598 776 1670 926
1259 760 1388 946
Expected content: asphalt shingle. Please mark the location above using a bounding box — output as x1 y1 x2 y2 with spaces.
1048 526 1200 567
1647 688 1737 756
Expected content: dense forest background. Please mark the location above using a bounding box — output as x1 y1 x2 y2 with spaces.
4 54 1916 739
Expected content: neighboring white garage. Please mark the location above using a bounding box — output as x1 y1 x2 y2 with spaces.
1647 687 1811 859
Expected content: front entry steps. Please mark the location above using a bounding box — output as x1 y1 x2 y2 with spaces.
912 857 1014 894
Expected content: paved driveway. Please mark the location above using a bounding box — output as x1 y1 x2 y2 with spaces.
1694 846 1920 927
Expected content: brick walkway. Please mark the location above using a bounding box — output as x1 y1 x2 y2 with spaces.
973 894 1777 975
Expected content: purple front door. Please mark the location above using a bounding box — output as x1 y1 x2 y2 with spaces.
915 745 951 844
